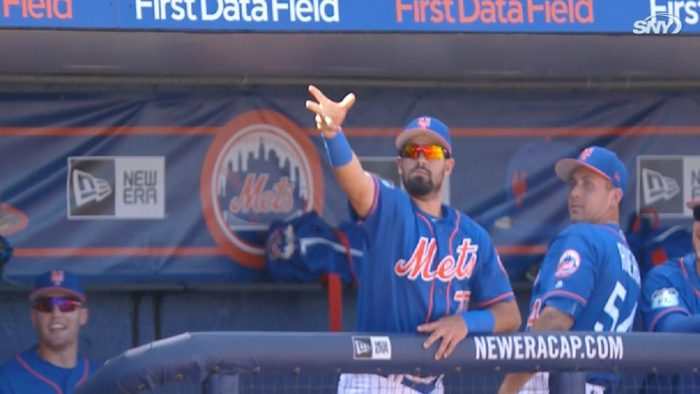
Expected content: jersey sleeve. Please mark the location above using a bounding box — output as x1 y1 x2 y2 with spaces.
0 360 15 394
471 226 515 308
350 174 404 239
640 265 690 332
538 229 597 320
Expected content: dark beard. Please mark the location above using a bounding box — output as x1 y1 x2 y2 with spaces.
404 176 434 197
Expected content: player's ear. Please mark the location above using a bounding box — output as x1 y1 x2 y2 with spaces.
444 158 455 175
611 186 623 206
30 309 38 328
79 306 89 326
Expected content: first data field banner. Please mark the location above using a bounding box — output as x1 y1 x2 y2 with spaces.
0 0 697 34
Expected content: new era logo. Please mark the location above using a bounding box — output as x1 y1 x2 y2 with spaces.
352 336 392 360
642 167 680 205
352 338 372 359
636 156 697 218
72 169 112 207
67 156 165 219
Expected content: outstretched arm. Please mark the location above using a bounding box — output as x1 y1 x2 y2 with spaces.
498 306 573 394
305 85 375 218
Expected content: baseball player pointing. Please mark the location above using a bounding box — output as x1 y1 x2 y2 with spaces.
306 86 521 393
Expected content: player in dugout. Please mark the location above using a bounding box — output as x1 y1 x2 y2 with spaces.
640 197 700 393
306 85 521 393
0 270 98 394
499 146 641 394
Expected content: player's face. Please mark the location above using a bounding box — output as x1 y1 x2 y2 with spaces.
398 135 454 199
567 167 621 224
30 290 88 352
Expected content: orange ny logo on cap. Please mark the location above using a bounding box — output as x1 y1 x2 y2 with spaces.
579 147 594 161
50 270 64 286
417 117 431 129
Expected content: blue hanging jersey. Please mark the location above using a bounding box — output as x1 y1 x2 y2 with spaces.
353 175 515 332
528 223 641 332
0 346 98 394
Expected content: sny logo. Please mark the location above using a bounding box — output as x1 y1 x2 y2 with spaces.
633 13 683 34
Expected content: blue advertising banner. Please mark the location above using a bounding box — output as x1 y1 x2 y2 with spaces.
0 0 696 34
1 86 699 284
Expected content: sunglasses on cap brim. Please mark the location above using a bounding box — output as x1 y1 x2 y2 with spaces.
32 297 83 313
399 144 450 160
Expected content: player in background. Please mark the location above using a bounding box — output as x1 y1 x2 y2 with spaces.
499 146 641 394
0 270 98 394
640 197 700 393
306 85 521 393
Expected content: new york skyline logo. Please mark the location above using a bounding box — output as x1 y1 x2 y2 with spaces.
200 111 324 269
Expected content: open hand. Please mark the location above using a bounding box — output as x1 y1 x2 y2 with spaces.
417 315 468 360
305 85 356 138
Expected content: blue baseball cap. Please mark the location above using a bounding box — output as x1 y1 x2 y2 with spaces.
29 270 86 302
395 116 452 154
555 146 628 195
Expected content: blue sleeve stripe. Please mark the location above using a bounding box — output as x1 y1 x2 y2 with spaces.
650 307 691 332
477 291 515 308
542 289 588 306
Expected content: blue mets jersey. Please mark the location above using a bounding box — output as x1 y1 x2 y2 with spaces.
352 175 515 333
527 223 641 332
640 254 700 394
641 253 700 332
0 346 97 394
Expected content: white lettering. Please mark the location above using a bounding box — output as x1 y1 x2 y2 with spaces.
536 336 548 359
524 336 537 359
496 336 514 359
597 336 609 359
132 0 336 23
487 337 498 360
474 337 487 360
609 336 624 359
547 335 559 358
559 335 571 359
513 336 524 359
570 336 582 359
585 335 596 359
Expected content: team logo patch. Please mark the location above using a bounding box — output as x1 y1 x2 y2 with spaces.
555 249 581 278
352 336 392 360
651 287 680 309
266 224 296 260
200 111 323 269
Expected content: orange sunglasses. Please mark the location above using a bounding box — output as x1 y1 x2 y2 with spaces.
399 144 450 160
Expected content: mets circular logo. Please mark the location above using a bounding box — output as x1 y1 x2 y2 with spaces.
555 249 581 278
201 111 324 269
